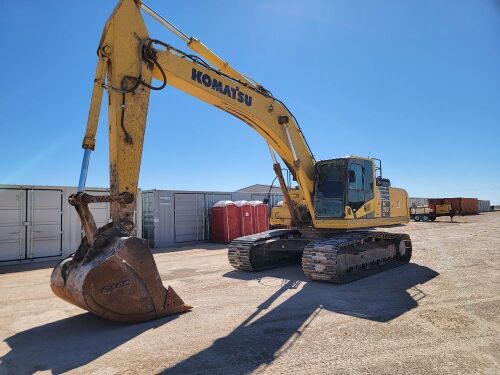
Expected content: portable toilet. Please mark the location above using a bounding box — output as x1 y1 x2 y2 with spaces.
249 200 269 234
235 200 253 236
211 200 241 243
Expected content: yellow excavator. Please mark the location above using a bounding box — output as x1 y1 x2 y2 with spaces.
51 0 412 323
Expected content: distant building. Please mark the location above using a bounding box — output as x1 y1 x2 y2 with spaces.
237 184 282 194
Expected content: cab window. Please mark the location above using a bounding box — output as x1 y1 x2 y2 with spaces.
363 160 374 202
314 163 345 218
348 163 364 211
349 163 363 191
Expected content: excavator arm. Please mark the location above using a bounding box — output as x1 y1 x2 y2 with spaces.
51 0 317 323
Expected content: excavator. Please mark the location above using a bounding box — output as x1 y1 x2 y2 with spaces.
51 0 412 323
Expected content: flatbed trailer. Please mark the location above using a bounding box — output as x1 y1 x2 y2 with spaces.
410 204 454 222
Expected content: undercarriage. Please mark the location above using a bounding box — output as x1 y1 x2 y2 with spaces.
228 229 412 283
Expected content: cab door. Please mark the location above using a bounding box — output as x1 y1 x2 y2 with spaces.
348 162 364 212
348 160 374 214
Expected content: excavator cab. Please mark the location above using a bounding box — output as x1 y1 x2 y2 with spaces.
314 157 375 219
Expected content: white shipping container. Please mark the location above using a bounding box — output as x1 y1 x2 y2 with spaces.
142 189 283 248
0 185 141 265
478 200 491 212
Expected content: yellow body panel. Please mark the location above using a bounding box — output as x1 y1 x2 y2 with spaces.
269 205 292 227
388 187 410 218
272 185 410 230
270 189 304 227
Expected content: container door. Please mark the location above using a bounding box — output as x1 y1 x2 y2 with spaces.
156 193 175 247
0 188 26 261
142 192 155 248
174 193 205 242
27 189 63 258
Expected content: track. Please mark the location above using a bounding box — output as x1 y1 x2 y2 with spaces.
302 231 412 283
228 229 301 271
229 230 412 283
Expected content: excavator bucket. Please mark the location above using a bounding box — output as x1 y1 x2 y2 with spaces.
50 234 192 323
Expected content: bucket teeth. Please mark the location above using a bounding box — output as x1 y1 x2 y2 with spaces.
164 286 192 314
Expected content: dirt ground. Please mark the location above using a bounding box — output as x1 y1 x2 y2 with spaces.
0 212 499 374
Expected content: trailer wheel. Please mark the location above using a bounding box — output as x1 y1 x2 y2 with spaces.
414 215 421 222
422 215 430 222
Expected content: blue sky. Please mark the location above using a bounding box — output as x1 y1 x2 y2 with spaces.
1 1 499 203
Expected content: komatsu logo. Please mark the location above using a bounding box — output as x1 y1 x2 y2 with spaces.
100 279 131 294
191 68 253 107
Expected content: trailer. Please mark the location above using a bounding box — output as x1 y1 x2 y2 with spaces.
410 203 454 222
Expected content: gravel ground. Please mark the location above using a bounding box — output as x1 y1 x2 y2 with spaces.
0 212 499 374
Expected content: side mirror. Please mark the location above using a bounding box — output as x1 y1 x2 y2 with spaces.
263 198 269 204
349 170 356 183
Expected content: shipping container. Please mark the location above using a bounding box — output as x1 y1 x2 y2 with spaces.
428 197 479 215
211 201 241 243
249 201 269 234
141 189 282 248
478 200 491 212
0 185 141 265
142 190 205 247
459 198 479 215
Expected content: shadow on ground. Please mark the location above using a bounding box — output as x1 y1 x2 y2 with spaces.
161 262 438 374
152 242 228 254
0 260 60 274
426 221 460 224
0 243 227 275
0 312 179 374
1 262 437 374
